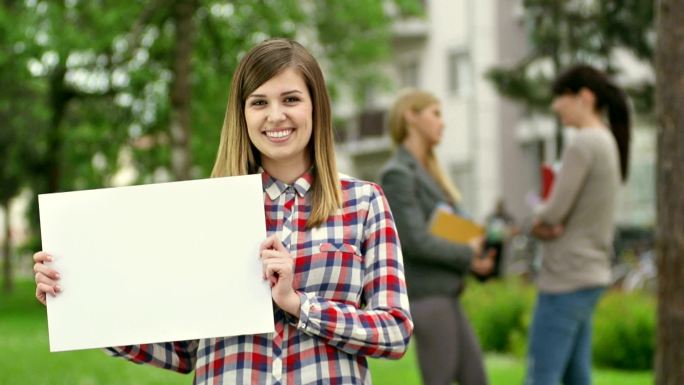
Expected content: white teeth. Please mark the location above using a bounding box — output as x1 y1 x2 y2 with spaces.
265 129 292 138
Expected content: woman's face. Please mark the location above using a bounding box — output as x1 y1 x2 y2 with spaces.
411 102 444 147
245 67 313 170
551 92 590 127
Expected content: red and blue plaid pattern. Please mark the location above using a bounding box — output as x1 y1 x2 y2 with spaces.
107 170 413 384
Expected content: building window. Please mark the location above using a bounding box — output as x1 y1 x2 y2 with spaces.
448 51 471 97
399 60 420 88
358 109 386 138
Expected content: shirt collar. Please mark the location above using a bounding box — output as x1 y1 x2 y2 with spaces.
261 168 313 200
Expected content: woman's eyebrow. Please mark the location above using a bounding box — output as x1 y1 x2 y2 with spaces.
248 89 304 98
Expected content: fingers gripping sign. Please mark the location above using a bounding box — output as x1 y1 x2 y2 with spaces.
259 234 292 288
33 251 62 306
259 235 301 318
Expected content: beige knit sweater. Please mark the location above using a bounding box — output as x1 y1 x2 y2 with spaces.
535 127 621 293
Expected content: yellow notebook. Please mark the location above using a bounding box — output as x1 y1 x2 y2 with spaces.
429 206 484 244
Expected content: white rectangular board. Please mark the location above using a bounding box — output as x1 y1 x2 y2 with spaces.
38 175 274 352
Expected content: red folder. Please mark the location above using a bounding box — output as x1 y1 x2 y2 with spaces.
541 163 555 201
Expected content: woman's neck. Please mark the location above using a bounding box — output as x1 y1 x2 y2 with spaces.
262 156 312 184
577 112 607 130
402 136 430 168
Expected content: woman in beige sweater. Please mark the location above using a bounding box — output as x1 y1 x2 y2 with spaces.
525 65 631 385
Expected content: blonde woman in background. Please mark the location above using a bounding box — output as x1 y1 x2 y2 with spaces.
379 89 494 385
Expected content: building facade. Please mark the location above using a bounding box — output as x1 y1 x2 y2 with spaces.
335 0 655 228
336 0 534 222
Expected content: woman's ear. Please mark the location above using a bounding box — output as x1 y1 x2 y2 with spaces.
404 109 417 127
578 87 597 109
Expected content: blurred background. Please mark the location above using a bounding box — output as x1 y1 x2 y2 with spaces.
1 0 662 384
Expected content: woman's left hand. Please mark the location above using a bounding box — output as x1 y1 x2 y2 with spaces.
260 235 301 318
531 218 564 240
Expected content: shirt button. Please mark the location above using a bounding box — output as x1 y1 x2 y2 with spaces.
272 357 283 380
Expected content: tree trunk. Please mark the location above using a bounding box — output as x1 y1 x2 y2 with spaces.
169 0 197 181
2 200 12 293
46 64 73 193
655 0 684 384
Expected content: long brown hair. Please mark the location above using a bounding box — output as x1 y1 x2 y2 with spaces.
552 64 631 181
389 89 462 203
211 38 342 227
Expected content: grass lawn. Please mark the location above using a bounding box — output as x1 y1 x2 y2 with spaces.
370 351 652 385
1 280 652 385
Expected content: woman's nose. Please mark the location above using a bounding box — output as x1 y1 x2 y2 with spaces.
266 104 286 123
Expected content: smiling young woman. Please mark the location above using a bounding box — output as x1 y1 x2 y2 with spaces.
33 38 413 385
211 40 341 229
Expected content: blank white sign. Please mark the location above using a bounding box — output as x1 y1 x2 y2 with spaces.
38 175 274 352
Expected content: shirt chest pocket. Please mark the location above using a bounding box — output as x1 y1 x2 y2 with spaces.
294 242 364 305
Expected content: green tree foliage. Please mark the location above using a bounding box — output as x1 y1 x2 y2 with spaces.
487 0 654 115
1 2 50 292
1 0 421 286
21 1 145 192
131 0 421 177
2 1 149 261
5 0 420 187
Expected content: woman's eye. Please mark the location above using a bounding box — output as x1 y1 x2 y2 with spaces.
284 96 300 104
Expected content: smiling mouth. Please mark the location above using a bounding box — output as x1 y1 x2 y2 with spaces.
264 128 294 140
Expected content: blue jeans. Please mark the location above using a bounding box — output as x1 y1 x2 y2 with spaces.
525 287 605 385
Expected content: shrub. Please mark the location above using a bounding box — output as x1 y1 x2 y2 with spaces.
593 290 655 370
461 278 535 353
508 309 532 359
460 279 655 372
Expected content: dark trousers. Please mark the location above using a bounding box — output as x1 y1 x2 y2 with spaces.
411 295 489 385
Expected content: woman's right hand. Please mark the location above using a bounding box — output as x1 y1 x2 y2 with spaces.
468 236 484 258
33 251 61 306
468 236 495 276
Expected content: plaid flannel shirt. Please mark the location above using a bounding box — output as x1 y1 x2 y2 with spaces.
107 170 413 384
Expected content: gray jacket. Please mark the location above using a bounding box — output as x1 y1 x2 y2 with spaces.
379 146 474 299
